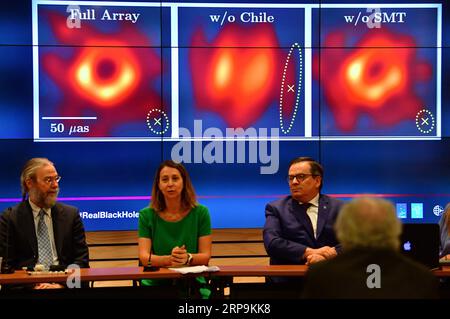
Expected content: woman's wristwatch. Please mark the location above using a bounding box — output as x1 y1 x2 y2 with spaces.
185 253 193 265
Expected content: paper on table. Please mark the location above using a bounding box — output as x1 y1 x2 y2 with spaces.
168 265 220 274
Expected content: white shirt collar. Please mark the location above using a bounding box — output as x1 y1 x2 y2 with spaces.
299 193 319 207
29 199 51 218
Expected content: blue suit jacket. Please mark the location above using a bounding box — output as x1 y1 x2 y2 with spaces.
439 212 450 258
263 194 343 265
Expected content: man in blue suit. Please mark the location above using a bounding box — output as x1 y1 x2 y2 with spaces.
263 157 343 282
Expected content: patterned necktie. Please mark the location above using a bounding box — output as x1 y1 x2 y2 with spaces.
37 210 53 268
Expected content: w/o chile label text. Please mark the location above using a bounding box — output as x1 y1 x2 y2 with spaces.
178 303 271 316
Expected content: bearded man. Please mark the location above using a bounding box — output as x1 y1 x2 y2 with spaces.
0 158 88 288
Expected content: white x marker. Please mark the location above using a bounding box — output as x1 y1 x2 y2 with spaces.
421 117 429 125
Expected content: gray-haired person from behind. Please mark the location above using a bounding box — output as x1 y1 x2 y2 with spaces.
302 197 439 299
335 197 402 252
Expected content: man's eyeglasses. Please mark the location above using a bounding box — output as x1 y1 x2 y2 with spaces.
287 174 316 183
42 176 61 184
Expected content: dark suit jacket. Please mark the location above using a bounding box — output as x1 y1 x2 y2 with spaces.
263 194 343 265
439 212 450 258
0 201 89 270
302 248 439 299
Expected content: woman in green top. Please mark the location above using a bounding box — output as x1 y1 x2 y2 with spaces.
138 160 212 296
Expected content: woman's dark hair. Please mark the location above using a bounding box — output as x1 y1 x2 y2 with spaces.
150 160 197 212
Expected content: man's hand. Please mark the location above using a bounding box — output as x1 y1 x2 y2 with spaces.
306 254 326 265
303 246 337 265
316 246 337 259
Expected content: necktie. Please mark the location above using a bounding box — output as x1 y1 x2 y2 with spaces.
37 210 53 268
299 202 314 235
300 202 312 211
299 202 312 217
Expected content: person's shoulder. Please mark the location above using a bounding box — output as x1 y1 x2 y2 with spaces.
320 194 344 207
139 206 155 216
192 204 210 215
394 253 439 292
267 196 292 208
3 201 29 214
320 194 341 202
53 202 81 218
1 202 33 224
1 203 19 215
55 202 77 210
396 252 437 276
54 202 78 213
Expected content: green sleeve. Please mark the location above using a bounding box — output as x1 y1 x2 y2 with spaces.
198 205 212 237
138 207 153 238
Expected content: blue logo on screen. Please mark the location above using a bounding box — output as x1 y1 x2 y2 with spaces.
411 203 424 219
403 241 412 251
433 205 444 217
396 203 407 219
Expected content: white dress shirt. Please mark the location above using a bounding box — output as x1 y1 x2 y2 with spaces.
300 194 320 238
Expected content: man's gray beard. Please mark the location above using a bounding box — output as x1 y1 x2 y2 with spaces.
29 188 59 209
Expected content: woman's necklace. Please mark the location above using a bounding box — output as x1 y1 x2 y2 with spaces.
161 208 188 222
